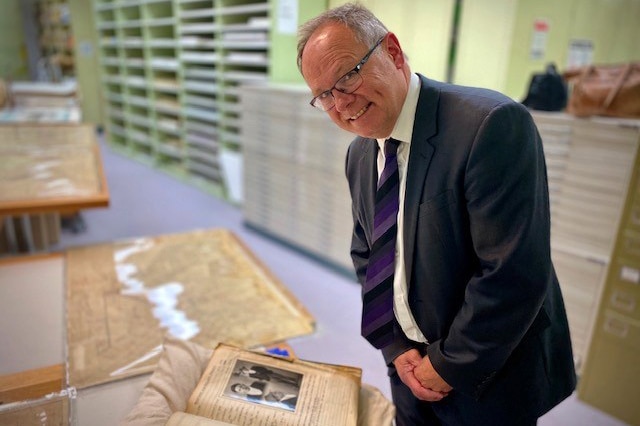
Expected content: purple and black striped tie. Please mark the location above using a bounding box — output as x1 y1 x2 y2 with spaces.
361 138 400 349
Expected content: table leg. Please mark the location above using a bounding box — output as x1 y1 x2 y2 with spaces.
20 214 35 252
3 217 18 253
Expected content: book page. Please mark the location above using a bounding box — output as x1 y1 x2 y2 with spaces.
167 411 236 426
186 344 360 426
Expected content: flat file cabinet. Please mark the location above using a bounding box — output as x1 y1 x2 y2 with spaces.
578 120 640 426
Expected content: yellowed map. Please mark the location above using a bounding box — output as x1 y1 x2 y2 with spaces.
0 124 103 202
66 229 315 389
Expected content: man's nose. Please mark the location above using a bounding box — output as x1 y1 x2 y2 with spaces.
332 90 355 112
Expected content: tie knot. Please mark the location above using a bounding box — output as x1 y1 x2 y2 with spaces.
385 138 400 156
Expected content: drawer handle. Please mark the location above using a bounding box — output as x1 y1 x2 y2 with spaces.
603 317 629 338
631 209 640 226
610 290 636 312
624 235 640 253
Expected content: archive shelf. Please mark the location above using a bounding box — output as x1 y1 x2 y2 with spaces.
38 0 75 79
93 0 270 200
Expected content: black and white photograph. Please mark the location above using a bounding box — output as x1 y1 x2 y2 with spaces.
224 359 303 412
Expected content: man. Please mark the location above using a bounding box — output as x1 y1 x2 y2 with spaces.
264 390 299 411
230 382 298 411
297 3 576 425
237 365 300 386
230 381 267 403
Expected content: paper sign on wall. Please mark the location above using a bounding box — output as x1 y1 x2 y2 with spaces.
567 39 594 69
530 19 549 60
277 0 298 35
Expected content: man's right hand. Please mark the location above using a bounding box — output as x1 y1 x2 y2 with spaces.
393 349 449 402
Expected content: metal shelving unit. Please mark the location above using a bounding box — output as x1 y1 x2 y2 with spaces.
94 0 270 200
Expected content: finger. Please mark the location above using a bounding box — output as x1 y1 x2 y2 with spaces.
416 378 452 394
413 387 449 402
397 370 421 390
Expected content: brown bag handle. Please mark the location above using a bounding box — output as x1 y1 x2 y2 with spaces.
574 63 634 112
601 63 633 110
602 63 632 109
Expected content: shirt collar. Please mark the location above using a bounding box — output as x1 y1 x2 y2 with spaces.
377 72 421 149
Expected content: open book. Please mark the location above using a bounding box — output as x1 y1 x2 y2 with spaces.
166 343 361 426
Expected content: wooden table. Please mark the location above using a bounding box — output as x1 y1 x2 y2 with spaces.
0 123 109 253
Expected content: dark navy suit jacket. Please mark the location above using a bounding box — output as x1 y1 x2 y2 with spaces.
345 74 576 421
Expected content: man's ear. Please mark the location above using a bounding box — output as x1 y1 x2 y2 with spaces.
384 32 405 69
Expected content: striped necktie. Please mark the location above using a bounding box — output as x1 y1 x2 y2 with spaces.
361 138 400 349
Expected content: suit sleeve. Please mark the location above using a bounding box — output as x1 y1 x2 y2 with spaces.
427 102 553 398
345 141 370 287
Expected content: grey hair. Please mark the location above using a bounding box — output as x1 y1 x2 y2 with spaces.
296 2 388 73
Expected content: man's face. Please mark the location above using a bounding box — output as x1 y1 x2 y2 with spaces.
301 23 408 139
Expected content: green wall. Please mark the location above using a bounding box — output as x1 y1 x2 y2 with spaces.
455 0 640 100
504 0 640 100
270 0 328 83
274 0 640 100
454 0 518 93
271 0 455 83
329 0 455 82
0 0 28 81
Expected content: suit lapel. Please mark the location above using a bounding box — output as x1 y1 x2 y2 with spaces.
403 75 439 284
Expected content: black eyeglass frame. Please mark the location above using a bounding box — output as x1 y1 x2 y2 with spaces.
309 35 386 111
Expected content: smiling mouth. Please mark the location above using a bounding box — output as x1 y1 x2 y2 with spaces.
349 103 371 121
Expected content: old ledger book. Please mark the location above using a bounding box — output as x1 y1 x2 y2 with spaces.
166 343 361 426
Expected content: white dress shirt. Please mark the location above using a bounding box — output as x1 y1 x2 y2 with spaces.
376 73 427 343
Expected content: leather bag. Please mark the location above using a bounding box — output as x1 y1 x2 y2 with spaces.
563 62 640 118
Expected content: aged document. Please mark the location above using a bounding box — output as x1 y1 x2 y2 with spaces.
0 124 105 202
167 412 236 426
66 229 314 389
184 344 360 426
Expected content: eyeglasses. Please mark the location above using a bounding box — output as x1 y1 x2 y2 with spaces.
309 36 386 111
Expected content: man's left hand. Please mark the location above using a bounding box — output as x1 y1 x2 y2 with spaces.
414 355 453 394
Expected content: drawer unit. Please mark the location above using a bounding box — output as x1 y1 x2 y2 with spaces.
578 117 640 425
579 312 640 426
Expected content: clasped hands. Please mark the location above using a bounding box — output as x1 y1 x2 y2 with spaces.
393 349 453 402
